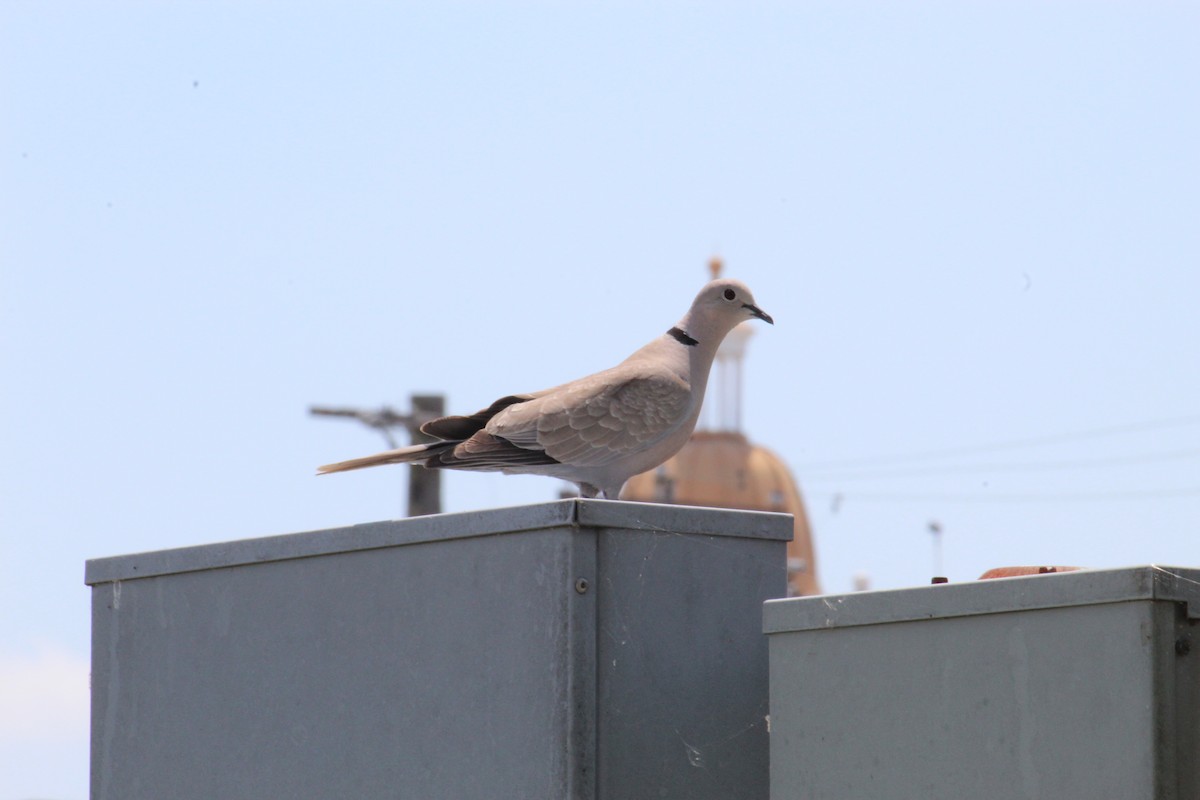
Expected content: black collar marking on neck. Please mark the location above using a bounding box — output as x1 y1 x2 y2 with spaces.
667 326 698 346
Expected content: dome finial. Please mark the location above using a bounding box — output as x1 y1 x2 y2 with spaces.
708 255 723 281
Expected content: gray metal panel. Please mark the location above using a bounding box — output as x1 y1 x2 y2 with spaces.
597 528 786 800
766 566 1200 800
92 527 585 800
763 565 1200 634
89 501 790 800
769 601 1164 799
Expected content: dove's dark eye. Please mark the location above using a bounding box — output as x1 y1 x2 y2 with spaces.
723 288 736 300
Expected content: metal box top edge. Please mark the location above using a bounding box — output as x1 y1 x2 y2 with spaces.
577 499 793 541
763 564 1200 634
85 499 793 586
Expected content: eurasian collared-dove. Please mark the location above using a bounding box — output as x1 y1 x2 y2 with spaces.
318 278 773 499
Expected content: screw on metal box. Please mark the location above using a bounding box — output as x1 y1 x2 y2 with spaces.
575 578 590 594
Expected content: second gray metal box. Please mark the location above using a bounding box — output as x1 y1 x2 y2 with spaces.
764 566 1200 800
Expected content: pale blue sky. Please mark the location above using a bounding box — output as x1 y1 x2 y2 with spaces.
3 3 1198 797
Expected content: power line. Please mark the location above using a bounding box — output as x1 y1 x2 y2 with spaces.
801 446 1200 482
808 486 1200 504
795 413 1200 471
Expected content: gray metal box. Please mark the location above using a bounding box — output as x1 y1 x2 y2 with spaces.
764 566 1200 800
87 499 790 800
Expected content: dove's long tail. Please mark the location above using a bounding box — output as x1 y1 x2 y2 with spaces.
317 441 458 475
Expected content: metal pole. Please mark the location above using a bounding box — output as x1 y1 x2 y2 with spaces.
406 394 444 516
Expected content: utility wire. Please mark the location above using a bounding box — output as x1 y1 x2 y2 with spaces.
802 446 1200 482
796 413 1200 471
808 486 1200 504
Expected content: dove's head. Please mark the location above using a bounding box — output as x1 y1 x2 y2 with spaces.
690 279 774 332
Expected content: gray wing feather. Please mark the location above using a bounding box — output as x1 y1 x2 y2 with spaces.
424 431 560 470
488 371 692 468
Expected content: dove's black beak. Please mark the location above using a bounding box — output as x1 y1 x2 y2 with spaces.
743 303 774 325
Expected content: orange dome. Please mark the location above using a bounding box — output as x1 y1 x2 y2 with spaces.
622 431 821 596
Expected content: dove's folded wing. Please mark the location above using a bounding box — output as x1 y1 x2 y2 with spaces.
487 371 692 468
